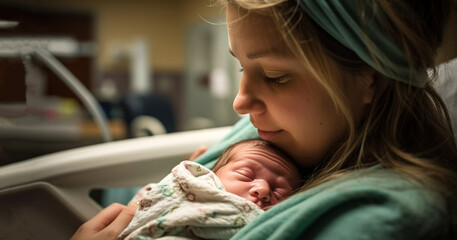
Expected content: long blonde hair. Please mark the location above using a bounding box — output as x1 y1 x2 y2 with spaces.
219 0 457 234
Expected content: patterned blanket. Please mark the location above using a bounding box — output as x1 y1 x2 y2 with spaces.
119 161 264 240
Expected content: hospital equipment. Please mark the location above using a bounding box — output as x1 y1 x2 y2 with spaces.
0 45 112 142
0 20 111 143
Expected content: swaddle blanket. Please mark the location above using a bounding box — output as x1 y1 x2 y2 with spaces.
119 161 264 240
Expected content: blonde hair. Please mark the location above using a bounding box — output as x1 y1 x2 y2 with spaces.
218 0 457 234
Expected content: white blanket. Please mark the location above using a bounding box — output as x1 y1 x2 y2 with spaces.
119 161 264 240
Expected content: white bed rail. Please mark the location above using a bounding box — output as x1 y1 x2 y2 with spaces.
0 126 231 220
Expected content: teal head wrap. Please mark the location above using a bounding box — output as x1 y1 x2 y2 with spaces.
297 0 427 87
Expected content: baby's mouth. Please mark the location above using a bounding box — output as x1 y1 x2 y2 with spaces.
251 199 271 211
262 205 272 211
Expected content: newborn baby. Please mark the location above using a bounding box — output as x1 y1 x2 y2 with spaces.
120 139 302 240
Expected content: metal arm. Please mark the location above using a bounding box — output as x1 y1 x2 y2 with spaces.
0 22 112 142
34 48 112 142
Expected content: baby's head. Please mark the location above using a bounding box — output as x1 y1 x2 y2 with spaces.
213 139 302 210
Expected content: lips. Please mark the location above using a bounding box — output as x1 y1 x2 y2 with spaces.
251 199 270 211
250 117 282 141
255 200 273 211
257 129 282 141
260 206 271 211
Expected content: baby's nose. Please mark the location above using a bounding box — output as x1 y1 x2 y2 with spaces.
249 180 271 202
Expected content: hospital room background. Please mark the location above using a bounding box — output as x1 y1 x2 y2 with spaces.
0 0 242 164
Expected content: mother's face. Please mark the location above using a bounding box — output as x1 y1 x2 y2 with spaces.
227 4 372 168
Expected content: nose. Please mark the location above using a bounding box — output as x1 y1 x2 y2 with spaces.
249 180 271 202
233 75 265 115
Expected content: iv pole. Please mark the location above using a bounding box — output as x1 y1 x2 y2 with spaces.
0 20 112 142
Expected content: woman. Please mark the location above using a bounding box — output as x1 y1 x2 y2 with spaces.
72 0 457 239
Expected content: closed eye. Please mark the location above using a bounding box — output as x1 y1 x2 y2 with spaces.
238 66 288 85
264 74 288 85
273 189 288 200
235 168 255 180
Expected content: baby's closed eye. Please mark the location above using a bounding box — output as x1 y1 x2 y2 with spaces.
235 168 255 180
272 188 288 200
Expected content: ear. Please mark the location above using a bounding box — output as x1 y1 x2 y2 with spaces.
358 71 376 105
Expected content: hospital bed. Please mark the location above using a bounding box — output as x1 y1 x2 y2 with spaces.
0 126 231 239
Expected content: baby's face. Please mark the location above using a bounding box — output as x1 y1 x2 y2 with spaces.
215 142 301 210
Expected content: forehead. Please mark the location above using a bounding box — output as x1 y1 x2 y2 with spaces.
229 141 298 176
226 4 289 57
226 4 273 36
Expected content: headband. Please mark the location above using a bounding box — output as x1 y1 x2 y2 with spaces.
297 0 427 87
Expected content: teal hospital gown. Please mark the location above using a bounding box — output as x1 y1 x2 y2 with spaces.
195 117 451 239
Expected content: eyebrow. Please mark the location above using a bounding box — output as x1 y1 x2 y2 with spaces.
229 48 283 60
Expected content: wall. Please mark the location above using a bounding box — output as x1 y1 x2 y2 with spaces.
10 0 224 72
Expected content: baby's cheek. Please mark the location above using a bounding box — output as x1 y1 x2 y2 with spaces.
226 181 246 197
270 197 279 206
224 182 237 193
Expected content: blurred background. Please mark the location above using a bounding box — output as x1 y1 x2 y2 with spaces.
0 0 243 164
0 0 455 165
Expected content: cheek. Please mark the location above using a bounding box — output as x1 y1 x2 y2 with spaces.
217 171 249 196
223 181 249 197
293 98 344 139
275 92 330 133
274 89 347 166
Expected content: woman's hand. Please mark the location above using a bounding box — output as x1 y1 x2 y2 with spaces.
71 203 137 240
188 145 208 161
